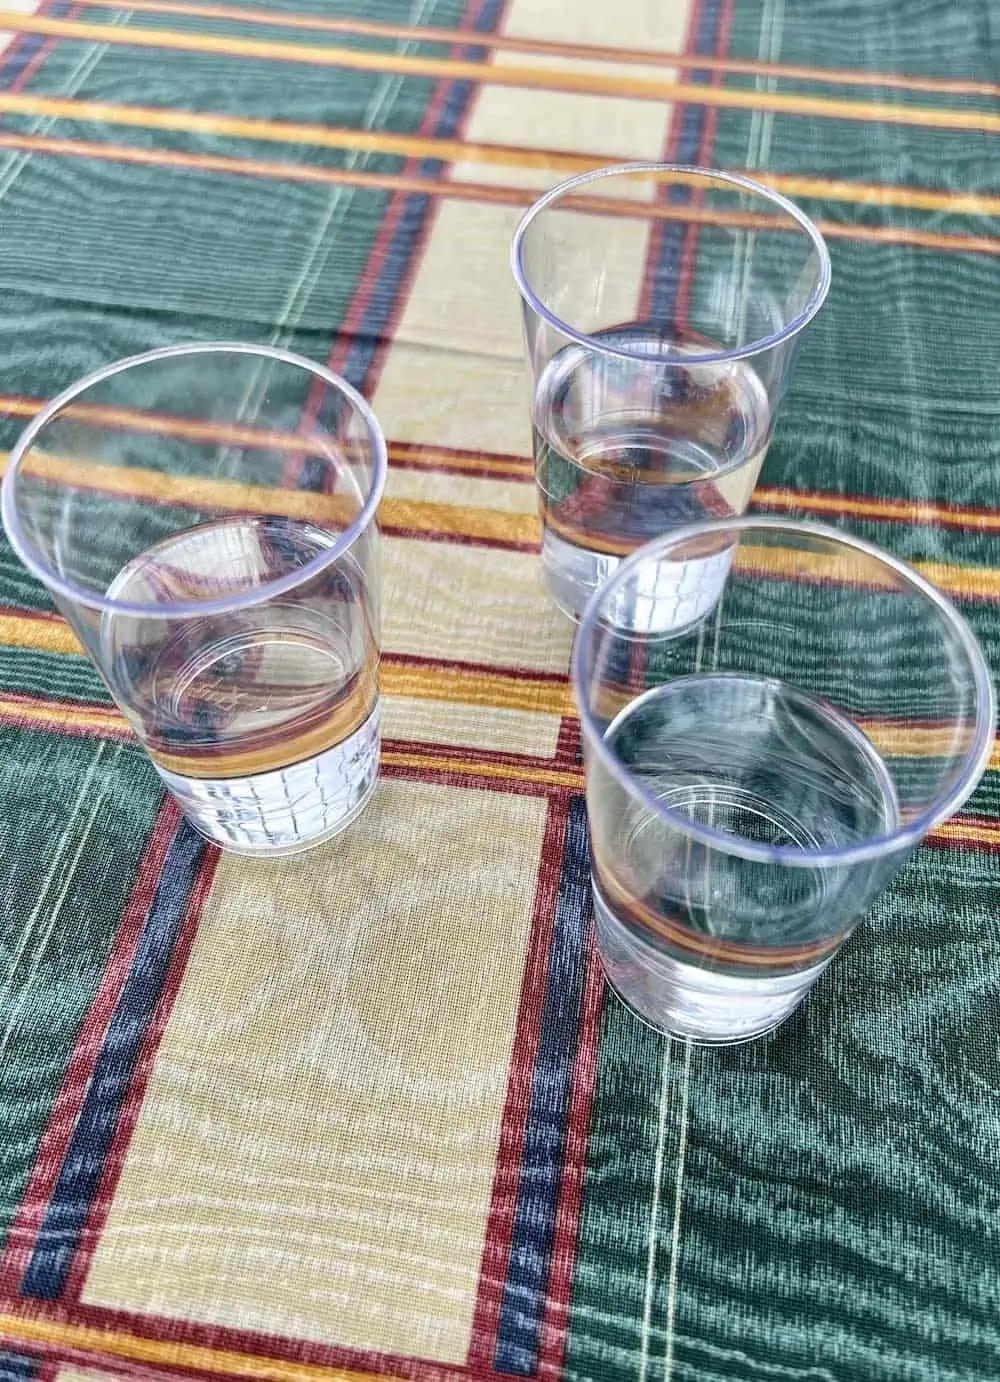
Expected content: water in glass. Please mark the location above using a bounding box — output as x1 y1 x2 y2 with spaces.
533 328 770 624
592 673 900 1042
102 514 379 854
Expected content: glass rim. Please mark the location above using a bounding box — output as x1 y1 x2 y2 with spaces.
0 341 388 621
510 162 832 366
571 515 996 869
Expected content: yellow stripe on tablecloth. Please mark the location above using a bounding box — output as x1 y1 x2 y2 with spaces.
3 686 998 774
732 543 1000 602
4 403 998 520
755 488 1000 533
384 465 538 516
0 1314 373 1382
0 613 576 709
4 446 1000 600
930 820 1000 847
0 395 326 449
0 612 80 655
0 686 565 758
17 405 1000 530
0 450 355 521
0 12 998 132
57 0 1000 100
81 780 548 1360
0 127 994 256
385 497 538 544
0 449 542 545
0 397 535 472
0 551 998 665
382 663 572 716
0 100 994 219
0 693 126 735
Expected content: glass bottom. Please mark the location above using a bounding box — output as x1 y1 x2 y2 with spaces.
540 526 731 632
593 880 832 1045
541 526 619 622
601 970 793 1047
155 706 381 856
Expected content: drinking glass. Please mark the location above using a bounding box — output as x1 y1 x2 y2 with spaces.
572 517 994 1044
1 343 386 856
511 163 831 624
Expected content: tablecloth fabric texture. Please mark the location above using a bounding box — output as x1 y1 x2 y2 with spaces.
0 0 997 1379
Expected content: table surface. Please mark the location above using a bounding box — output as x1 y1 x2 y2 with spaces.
0 1 997 1379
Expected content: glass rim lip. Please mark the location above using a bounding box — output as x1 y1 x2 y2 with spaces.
571 515 996 869
510 162 832 366
0 341 388 621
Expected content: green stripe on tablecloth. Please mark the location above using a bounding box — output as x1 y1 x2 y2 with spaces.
7 1 464 161
0 0 468 342
0 297 345 410
721 0 998 162
566 845 1000 1382
0 151 395 335
0 728 162 1247
703 7 1000 581
0 647 109 701
728 0 994 82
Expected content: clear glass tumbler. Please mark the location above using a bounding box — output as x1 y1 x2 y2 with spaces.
1 343 386 856
511 163 831 624
572 517 995 1045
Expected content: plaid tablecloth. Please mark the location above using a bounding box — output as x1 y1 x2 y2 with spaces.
0 1 997 1379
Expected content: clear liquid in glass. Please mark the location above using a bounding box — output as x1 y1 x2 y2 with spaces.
533 329 771 625
102 515 379 855
593 673 900 1043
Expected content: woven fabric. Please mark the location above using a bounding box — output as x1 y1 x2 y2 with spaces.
0 1 997 1379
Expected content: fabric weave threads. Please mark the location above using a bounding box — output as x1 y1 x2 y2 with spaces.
0 0 997 1377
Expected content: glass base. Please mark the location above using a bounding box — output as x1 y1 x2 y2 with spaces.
541 526 731 633
541 526 619 622
156 709 380 856
593 882 830 1045
601 969 793 1047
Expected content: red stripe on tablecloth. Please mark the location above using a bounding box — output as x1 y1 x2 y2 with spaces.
297 0 510 445
380 524 538 552
5 395 1000 533
390 446 532 483
384 649 570 685
554 715 581 765
348 0 515 406
537 935 605 1379
467 795 570 1368
2 0 83 98
0 799 181 1296
61 843 220 1302
381 756 575 798
382 734 579 773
